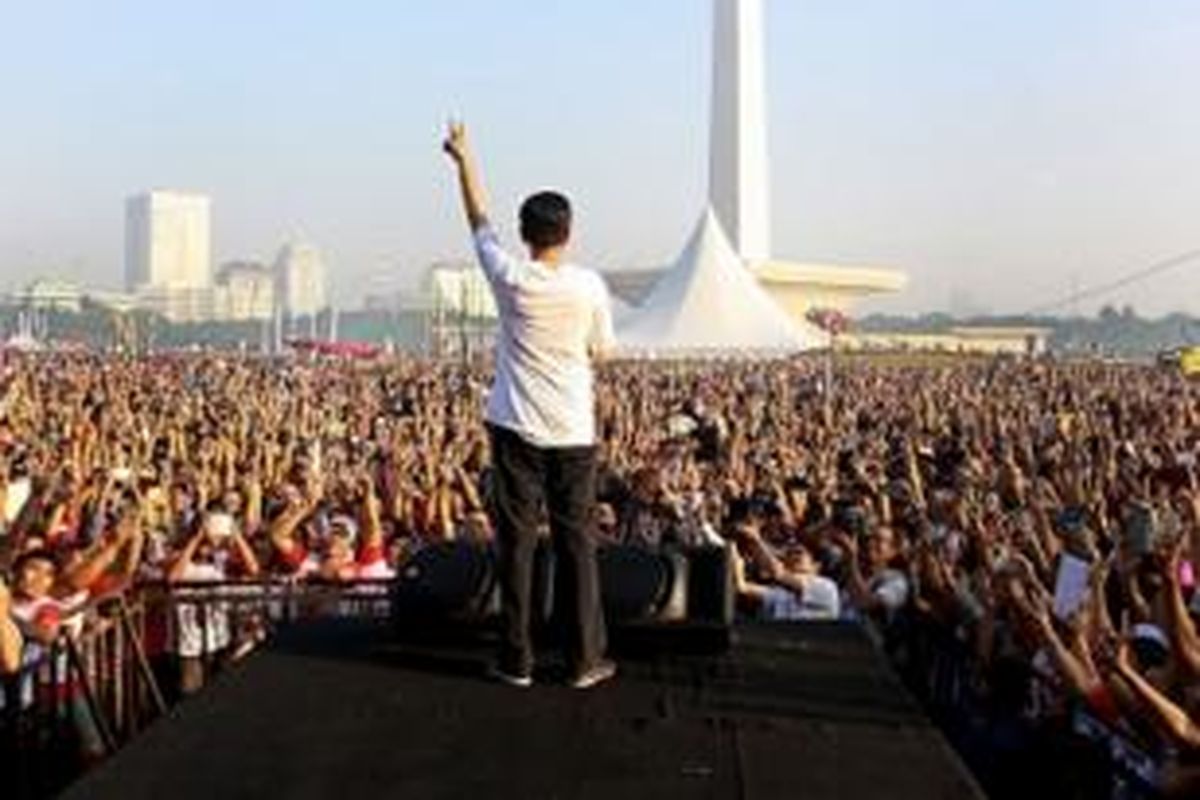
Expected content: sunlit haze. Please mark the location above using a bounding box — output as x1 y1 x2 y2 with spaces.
2 0 1198 315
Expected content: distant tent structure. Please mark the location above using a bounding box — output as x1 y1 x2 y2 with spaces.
610 294 637 326
616 208 823 355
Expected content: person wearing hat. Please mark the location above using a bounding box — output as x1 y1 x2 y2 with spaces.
318 512 391 582
270 475 391 582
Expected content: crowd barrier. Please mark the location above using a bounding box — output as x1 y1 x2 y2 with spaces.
1 579 395 799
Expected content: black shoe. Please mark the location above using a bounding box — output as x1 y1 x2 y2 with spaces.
569 659 617 689
487 664 533 688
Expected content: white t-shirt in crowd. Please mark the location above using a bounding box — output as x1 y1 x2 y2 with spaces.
474 225 615 449
4 477 31 524
173 561 231 658
869 569 910 617
761 575 841 621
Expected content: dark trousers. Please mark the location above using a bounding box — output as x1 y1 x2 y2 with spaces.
488 424 606 675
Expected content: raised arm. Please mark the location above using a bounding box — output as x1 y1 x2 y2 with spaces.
730 545 769 605
0 576 22 675
229 528 262 579
167 528 205 584
1159 540 1200 679
1114 638 1200 751
61 521 132 594
360 473 385 553
830 531 877 613
736 523 808 596
104 511 146 593
269 501 312 563
443 122 490 232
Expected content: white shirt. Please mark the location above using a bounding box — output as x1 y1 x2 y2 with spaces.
474 225 615 448
762 576 841 621
4 477 31 523
173 561 232 657
868 569 910 617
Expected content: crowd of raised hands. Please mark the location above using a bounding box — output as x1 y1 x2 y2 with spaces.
0 351 1198 787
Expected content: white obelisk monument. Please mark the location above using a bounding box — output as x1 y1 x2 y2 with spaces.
709 0 771 265
613 0 906 353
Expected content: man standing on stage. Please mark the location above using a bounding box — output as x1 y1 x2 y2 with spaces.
443 122 617 689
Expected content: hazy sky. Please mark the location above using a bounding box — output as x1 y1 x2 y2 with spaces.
2 0 1198 315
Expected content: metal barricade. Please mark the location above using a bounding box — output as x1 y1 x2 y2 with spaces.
153 578 395 692
1 594 166 799
2 578 396 798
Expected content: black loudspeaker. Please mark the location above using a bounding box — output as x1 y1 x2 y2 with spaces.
596 546 689 624
392 540 556 628
684 545 736 627
392 541 495 623
390 541 733 651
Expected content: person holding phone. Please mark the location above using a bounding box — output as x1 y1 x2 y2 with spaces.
831 523 910 622
168 510 261 693
731 521 840 621
444 122 617 689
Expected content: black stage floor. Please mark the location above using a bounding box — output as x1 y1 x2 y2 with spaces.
67 622 984 799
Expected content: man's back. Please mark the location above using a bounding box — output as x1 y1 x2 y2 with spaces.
445 121 617 689
474 226 614 448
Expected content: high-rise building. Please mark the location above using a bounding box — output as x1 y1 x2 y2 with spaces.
124 191 212 291
216 261 275 321
710 0 771 264
426 261 497 320
273 242 327 318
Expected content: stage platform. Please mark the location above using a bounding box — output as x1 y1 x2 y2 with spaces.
66 621 984 799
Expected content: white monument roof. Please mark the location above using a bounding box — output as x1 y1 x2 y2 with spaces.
616 208 824 356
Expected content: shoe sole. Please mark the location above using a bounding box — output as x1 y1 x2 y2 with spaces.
488 669 533 688
570 664 617 690
498 676 533 688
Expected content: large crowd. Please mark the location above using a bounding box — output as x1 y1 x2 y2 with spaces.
1 351 1198 795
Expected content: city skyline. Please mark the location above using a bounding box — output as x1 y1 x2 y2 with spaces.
1 1 1199 315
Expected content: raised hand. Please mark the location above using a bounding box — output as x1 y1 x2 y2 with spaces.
831 530 859 562
443 119 489 229
115 508 141 543
443 120 469 165
1113 635 1135 674
1091 631 1121 675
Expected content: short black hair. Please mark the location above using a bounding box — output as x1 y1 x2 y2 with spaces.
13 549 59 576
519 191 572 250
726 498 758 526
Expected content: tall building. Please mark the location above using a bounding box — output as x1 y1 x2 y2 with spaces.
216 261 275 321
273 242 327 318
426 261 497 320
425 261 497 358
124 191 212 291
710 0 771 264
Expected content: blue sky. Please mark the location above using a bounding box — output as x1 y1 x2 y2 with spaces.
1 0 1198 314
